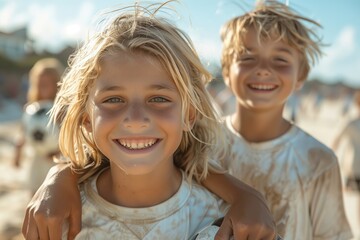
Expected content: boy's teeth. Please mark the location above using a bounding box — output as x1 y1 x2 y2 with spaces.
249 84 276 90
118 139 156 150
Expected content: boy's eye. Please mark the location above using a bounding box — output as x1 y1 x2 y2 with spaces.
275 58 287 63
149 96 169 103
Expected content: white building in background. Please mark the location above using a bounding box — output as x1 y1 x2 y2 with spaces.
0 27 32 60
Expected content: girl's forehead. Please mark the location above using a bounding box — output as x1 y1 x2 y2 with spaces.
100 51 162 70
95 52 178 87
99 51 181 84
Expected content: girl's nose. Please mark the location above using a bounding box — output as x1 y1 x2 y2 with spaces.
123 103 150 129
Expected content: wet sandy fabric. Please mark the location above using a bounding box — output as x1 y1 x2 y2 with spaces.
220 116 353 240
62 170 228 240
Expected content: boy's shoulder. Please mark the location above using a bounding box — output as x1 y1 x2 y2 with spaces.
222 116 339 181
346 117 360 129
275 124 339 183
223 115 336 159
293 124 330 145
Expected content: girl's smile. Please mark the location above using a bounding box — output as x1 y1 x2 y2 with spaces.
116 138 159 150
85 51 185 176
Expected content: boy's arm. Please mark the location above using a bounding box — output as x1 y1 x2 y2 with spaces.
202 172 276 240
22 163 82 240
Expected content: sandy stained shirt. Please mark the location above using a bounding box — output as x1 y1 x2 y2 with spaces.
220 116 353 240
62 169 228 240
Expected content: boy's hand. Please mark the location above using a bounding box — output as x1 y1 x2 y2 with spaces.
202 172 276 240
215 195 276 239
22 164 82 240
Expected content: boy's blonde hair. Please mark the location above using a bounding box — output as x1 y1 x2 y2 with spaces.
221 0 323 82
27 58 64 103
51 2 224 182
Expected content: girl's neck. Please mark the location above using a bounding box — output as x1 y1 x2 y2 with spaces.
96 163 182 208
231 105 291 143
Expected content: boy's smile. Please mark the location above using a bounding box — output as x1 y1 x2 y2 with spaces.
227 27 303 112
248 83 278 92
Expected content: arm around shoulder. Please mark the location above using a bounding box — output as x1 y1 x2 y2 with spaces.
202 172 277 240
22 163 82 240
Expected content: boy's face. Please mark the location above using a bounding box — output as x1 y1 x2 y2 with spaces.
225 27 304 112
84 52 186 176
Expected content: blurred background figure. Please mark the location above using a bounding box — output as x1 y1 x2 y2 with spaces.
333 90 360 239
12 58 64 196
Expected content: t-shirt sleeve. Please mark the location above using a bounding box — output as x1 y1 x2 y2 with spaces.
308 160 353 240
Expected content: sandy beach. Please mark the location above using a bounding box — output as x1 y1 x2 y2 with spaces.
0 97 359 240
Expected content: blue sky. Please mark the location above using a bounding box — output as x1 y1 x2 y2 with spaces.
0 0 359 87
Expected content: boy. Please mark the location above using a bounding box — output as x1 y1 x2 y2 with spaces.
333 90 360 236
218 1 352 239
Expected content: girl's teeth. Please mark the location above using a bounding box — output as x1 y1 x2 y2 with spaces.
118 139 156 150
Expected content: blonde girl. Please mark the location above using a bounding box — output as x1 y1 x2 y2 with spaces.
50 3 232 239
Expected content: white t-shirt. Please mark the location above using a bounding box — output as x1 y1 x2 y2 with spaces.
62 169 228 240
220 116 353 240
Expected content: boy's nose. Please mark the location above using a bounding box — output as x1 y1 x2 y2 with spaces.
123 103 150 129
256 68 271 77
256 62 271 77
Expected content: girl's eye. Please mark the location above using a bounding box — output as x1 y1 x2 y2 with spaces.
150 96 169 103
241 56 255 61
104 97 123 103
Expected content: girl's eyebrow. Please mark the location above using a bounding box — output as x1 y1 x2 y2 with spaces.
149 83 177 92
97 83 177 93
97 85 124 94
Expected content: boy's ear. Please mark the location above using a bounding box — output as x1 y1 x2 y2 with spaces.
183 106 196 132
296 62 308 90
295 79 305 91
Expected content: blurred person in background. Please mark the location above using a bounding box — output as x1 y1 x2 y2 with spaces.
333 90 360 234
13 58 65 196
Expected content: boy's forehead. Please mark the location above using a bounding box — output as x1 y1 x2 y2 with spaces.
241 27 291 48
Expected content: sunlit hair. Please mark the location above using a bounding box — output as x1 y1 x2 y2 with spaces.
50 1 225 183
221 0 323 81
27 58 64 103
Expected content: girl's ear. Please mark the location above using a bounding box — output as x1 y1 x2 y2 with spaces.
224 77 230 87
183 106 196 132
222 68 231 87
82 114 93 133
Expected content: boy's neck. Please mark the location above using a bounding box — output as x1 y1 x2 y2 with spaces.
231 107 291 143
96 164 182 208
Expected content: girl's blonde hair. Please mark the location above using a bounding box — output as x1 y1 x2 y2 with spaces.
51 2 224 183
27 58 64 103
221 0 323 82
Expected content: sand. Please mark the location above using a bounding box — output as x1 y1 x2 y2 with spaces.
0 97 359 240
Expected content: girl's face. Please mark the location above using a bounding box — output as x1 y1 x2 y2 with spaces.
85 51 186 176
225 27 303 112
36 71 58 101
